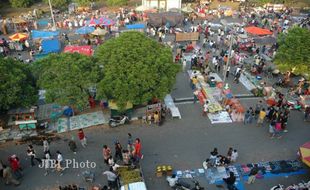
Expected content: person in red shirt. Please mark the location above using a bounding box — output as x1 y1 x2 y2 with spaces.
9 155 22 179
78 129 87 147
134 138 143 163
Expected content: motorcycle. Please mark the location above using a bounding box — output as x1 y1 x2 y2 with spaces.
108 115 129 127
286 100 302 111
167 176 204 190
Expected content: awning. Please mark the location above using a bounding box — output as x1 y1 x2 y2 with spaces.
245 26 273 36
31 30 60 39
42 39 61 54
125 24 145 30
9 33 28 41
64 45 93 56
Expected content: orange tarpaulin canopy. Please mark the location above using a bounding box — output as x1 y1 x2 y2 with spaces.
9 33 28 41
64 45 93 56
245 26 273 36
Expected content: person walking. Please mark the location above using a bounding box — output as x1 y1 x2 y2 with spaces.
244 110 251 125
27 145 42 167
78 129 87 148
257 108 266 127
9 155 22 179
114 141 123 162
134 138 143 163
223 172 236 190
247 165 259 184
43 151 51 176
103 145 112 165
56 151 64 176
42 138 49 154
2 165 20 186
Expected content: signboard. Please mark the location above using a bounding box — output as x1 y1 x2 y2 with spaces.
175 32 199 42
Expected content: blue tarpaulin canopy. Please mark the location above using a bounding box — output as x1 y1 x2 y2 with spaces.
125 24 146 30
31 30 60 39
42 39 61 54
76 26 95 34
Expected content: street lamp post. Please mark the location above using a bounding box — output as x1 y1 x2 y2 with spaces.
48 0 57 31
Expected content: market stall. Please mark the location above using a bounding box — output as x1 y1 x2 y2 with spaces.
64 45 93 56
7 107 37 130
108 101 133 117
34 39 61 59
189 70 232 124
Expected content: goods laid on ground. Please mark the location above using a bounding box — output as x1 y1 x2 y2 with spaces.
156 165 173 177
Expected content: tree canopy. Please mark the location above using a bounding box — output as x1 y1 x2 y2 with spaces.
95 32 179 109
275 27 310 79
32 53 100 110
9 0 33 8
0 57 37 111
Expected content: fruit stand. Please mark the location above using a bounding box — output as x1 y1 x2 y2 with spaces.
117 166 147 190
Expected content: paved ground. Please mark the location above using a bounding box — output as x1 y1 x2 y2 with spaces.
0 98 309 190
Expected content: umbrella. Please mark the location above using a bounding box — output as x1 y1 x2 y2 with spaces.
9 33 28 41
75 26 95 35
181 6 194 13
91 28 107 36
86 19 100 26
300 142 310 167
99 17 115 26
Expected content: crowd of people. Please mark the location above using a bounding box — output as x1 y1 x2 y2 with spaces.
0 129 143 189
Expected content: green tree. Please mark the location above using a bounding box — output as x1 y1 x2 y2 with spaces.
43 0 71 9
95 32 180 109
9 0 33 8
32 53 100 110
275 27 310 79
106 0 128 6
0 57 37 111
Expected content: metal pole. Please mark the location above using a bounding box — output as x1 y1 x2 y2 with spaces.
223 34 233 82
48 0 57 31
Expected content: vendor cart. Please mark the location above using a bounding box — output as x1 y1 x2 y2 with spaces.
117 166 147 190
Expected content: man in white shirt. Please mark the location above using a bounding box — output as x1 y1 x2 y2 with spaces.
203 101 209 116
103 167 118 189
231 150 238 162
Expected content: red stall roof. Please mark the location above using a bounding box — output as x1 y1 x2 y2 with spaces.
245 26 273 36
64 45 93 56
